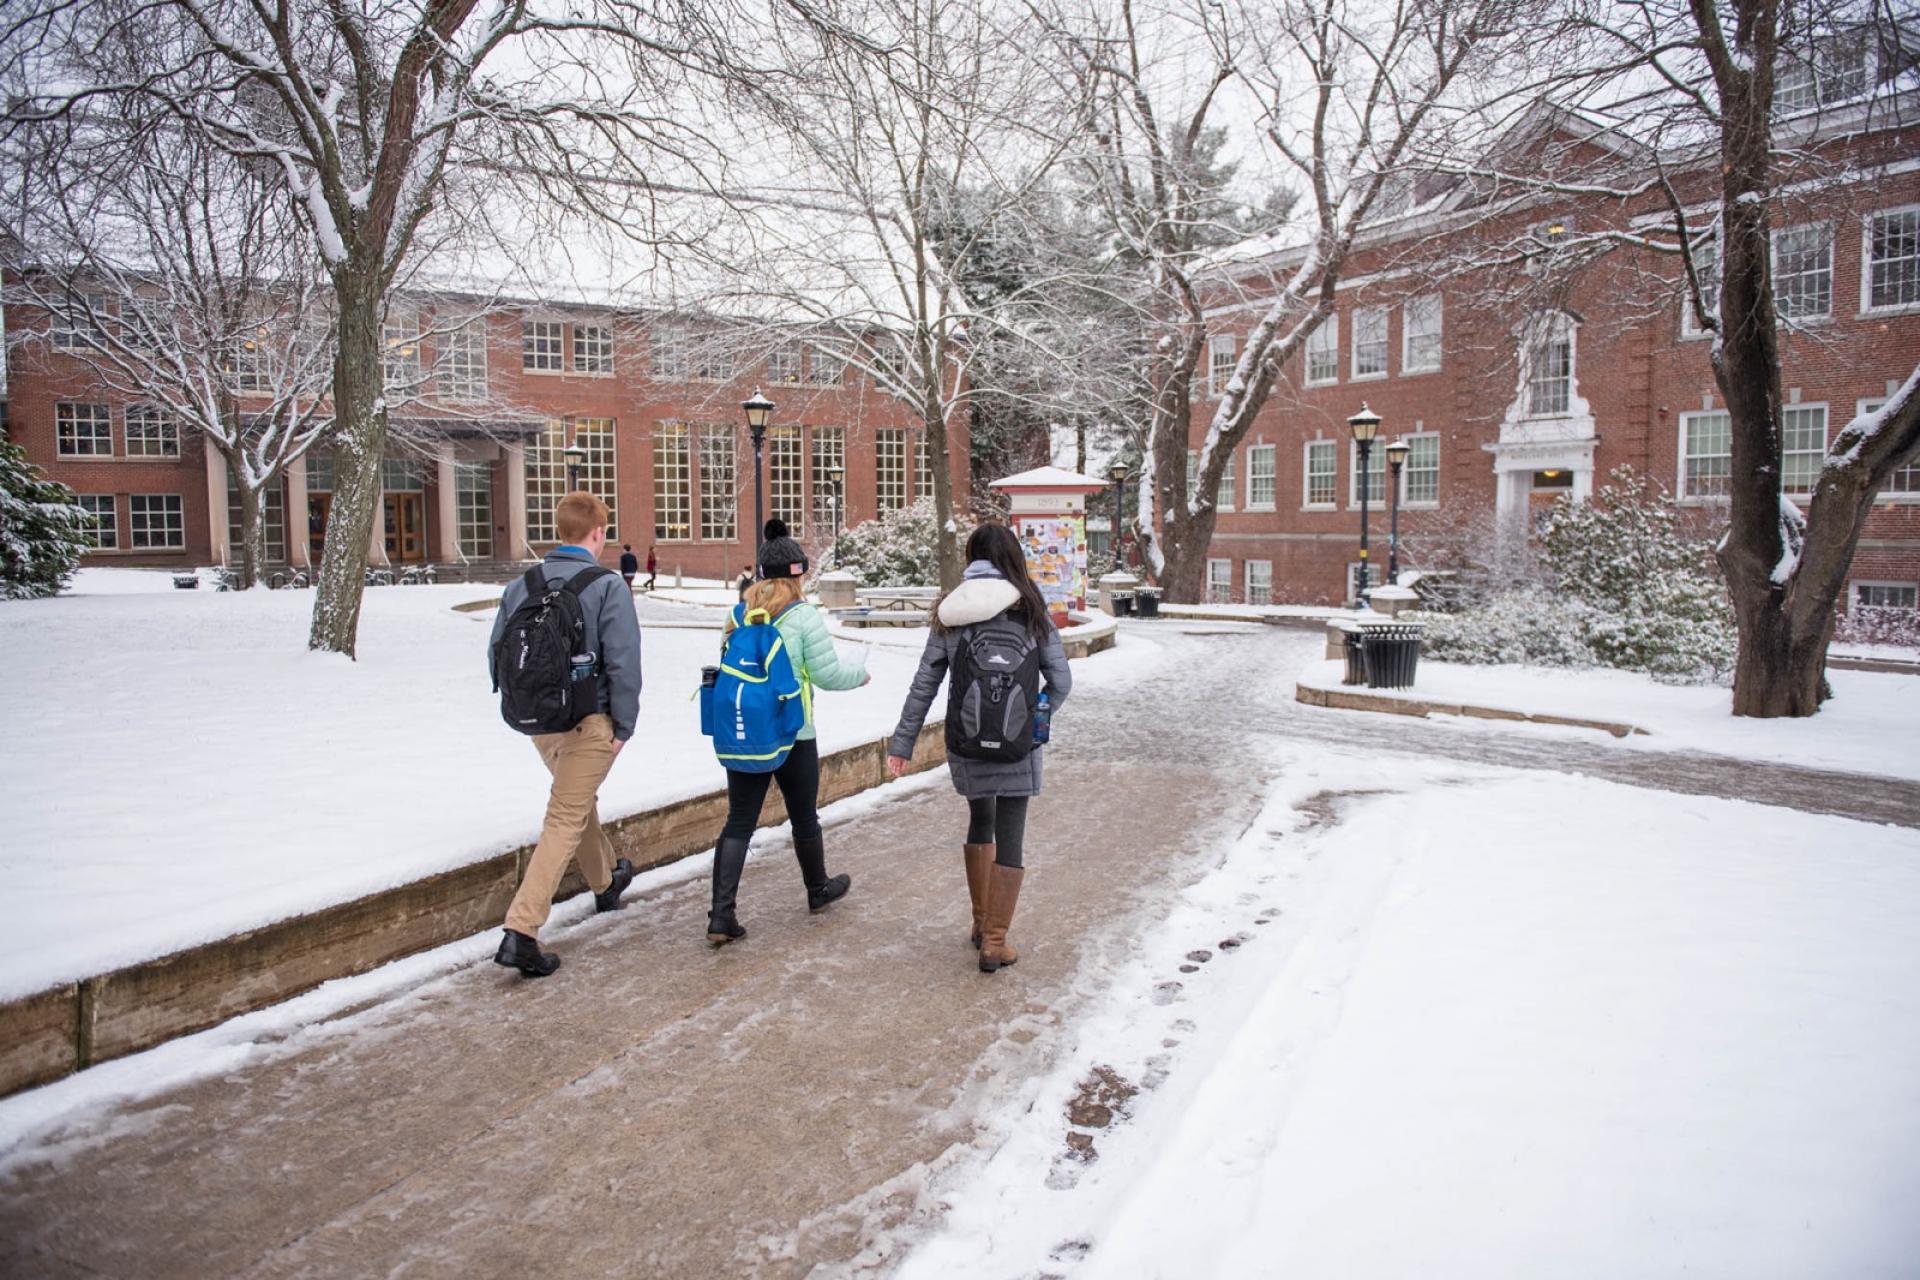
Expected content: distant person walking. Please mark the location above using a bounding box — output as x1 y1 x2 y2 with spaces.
645 545 658 591
736 564 755 598
887 523 1070 973
487 492 643 977
704 520 869 945
619 543 639 589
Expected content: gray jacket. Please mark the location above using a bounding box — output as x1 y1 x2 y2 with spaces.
488 548 643 740
888 561 1071 799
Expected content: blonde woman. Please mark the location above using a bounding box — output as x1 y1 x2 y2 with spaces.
705 520 870 944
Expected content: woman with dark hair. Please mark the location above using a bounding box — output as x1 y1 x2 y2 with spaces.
886 523 1072 973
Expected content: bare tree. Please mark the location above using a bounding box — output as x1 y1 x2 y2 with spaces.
4 109 335 589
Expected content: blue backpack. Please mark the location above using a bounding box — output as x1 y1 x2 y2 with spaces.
701 603 806 772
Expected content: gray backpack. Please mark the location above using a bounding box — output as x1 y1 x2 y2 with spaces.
944 614 1042 762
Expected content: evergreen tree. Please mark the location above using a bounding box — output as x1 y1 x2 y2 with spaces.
0 440 92 600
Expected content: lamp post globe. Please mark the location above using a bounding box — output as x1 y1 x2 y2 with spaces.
1384 436 1410 585
1348 404 1382 603
742 390 775 564
563 443 588 493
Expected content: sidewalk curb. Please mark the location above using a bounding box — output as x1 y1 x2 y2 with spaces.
1295 681 1648 739
0 724 948 1101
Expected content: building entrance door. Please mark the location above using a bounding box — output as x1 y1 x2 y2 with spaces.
1528 468 1575 533
308 494 332 563
384 494 426 562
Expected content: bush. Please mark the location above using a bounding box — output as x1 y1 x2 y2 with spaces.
1409 588 1599 667
827 498 973 588
0 440 92 600
1835 605 1920 650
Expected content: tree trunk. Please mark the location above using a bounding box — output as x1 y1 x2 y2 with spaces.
309 279 386 657
923 373 963 594
235 478 265 591
1729 597 1831 716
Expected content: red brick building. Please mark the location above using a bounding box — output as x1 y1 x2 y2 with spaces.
1 297 966 579
1185 106 1920 611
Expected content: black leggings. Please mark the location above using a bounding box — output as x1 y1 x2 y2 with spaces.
721 739 821 842
967 796 1030 868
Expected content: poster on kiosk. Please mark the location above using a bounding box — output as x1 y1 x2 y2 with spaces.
988 467 1107 626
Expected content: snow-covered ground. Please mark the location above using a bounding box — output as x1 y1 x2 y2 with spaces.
897 745 1920 1277
1300 657 1920 781
0 574 938 1003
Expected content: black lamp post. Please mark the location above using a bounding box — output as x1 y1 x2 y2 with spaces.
742 389 774 567
563 442 587 492
1348 404 1381 603
1106 461 1129 569
824 462 845 543
1384 436 1410 586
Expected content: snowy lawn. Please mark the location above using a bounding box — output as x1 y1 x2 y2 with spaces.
899 748 1920 1277
1300 656 1920 781
0 577 941 1003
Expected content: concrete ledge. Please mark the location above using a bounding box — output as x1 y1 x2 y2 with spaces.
0 723 946 1100
1295 681 1648 739
1062 610 1118 659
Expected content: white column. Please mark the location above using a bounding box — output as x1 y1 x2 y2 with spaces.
504 441 529 561
285 454 311 567
435 445 459 563
204 446 230 566
1571 465 1595 506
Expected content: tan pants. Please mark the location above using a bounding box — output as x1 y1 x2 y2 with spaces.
504 713 618 937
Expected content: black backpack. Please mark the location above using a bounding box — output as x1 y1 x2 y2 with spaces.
491 564 612 735
945 613 1043 762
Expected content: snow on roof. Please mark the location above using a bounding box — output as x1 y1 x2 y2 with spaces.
990 465 1109 490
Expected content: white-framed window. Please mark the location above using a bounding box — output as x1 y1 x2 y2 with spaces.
698 425 737 542
525 422 567 544
691 338 734 383
875 428 907 510
226 470 287 564
1208 335 1237 397
1854 581 1917 609
1352 306 1388 380
1247 444 1276 509
572 322 614 375
455 462 493 558
522 320 564 373
653 422 691 542
913 434 934 502
1524 314 1574 417
128 494 185 549
1682 231 1721 337
1402 432 1440 505
807 347 844 385
56 402 112 457
1305 315 1338 386
1860 397 1916 496
1864 207 1920 313
1781 404 1828 495
770 425 804 536
381 457 426 492
53 292 106 350
77 494 117 549
1206 558 1233 603
440 321 489 401
1186 449 1200 505
1773 223 1833 320
1304 440 1337 508
1402 296 1441 373
124 404 180 458
811 428 846 531
122 294 170 348
651 326 688 380
1775 35 1873 115
1349 440 1387 507
1680 409 1732 499
1245 559 1272 606
382 309 421 387
226 327 273 393
768 345 803 385
1215 449 1235 511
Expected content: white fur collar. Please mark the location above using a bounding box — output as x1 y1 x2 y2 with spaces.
937 578 1021 627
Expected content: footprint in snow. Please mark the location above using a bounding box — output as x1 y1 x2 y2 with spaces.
1151 981 1184 1006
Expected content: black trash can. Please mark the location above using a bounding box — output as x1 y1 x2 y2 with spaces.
1113 592 1136 617
1135 587 1161 618
1360 623 1423 690
1339 625 1366 686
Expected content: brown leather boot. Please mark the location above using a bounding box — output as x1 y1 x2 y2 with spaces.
963 842 994 948
978 863 1024 973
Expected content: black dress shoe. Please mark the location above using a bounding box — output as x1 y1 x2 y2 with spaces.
594 858 637 913
807 874 851 913
494 929 561 977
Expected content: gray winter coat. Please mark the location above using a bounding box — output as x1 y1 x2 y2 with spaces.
488 547 643 740
887 562 1071 798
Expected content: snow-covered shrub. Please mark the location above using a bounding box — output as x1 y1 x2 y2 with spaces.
1408 588 1599 668
827 498 973 587
1835 605 1920 650
0 440 92 600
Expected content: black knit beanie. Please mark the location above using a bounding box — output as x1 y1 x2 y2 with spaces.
757 519 809 579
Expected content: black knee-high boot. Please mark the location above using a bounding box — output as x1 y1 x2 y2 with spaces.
792 830 851 913
707 836 750 944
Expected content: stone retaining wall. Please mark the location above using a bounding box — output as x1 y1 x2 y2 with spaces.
1295 682 1646 739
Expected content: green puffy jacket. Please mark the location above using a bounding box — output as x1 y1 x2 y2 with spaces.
725 599 867 741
